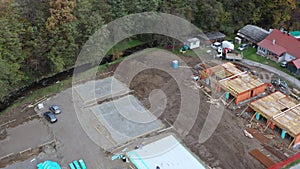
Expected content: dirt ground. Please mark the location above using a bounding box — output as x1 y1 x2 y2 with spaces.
129 54 265 169
1 48 297 169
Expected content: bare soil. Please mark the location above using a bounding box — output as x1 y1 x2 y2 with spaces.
0 103 38 141
129 55 264 169
0 51 283 169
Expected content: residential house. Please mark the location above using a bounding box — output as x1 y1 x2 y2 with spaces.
257 29 300 62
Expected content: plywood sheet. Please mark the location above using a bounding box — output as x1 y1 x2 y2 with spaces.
249 149 276 168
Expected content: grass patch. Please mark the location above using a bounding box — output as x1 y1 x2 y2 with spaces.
242 47 300 78
0 78 73 115
281 158 300 169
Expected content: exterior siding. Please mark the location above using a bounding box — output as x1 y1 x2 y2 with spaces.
284 53 296 62
257 46 267 55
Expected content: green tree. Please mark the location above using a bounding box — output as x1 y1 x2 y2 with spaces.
0 1 27 98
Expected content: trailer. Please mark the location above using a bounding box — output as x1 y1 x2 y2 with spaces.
225 52 243 61
216 47 243 61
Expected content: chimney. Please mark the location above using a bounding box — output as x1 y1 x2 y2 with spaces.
272 39 276 45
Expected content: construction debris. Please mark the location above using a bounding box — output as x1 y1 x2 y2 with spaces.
243 130 253 139
249 149 276 168
246 128 270 144
263 144 287 161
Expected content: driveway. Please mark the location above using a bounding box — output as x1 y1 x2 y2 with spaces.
242 59 300 89
0 119 53 158
35 88 127 169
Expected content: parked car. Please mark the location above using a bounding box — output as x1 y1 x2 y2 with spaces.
211 42 221 50
280 61 287 68
49 105 61 114
238 44 249 51
271 79 288 89
44 112 57 123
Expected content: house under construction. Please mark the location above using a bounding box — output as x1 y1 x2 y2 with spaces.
248 91 300 147
200 62 267 104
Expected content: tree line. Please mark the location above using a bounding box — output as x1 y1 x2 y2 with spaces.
0 0 299 100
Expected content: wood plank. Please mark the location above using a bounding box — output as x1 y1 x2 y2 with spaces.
263 144 287 161
246 128 270 144
249 149 276 168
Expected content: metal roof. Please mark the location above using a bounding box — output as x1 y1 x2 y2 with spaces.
205 31 225 40
238 25 269 44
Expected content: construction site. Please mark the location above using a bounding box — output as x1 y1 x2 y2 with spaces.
1 48 300 169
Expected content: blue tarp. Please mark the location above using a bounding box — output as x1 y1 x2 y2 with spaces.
37 160 61 169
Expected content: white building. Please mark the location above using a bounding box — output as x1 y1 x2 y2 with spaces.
186 38 200 49
126 135 206 169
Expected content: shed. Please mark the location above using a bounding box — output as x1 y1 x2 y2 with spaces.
237 25 269 44
290 31 300 39
126 135 205 169
287 58 300 74
186 38 200 49
205 31 225 43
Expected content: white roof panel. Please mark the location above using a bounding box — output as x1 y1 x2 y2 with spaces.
127 135 205 169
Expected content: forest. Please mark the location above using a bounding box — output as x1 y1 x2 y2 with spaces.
0 0 299 100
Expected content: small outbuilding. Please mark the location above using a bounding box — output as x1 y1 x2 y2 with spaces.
290 31 300 39
287 58 300 74
205 31 226 43
186 37 200 49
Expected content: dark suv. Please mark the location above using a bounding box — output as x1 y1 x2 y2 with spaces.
44 112 57 123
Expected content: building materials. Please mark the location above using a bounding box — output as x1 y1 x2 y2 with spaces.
78 159 87 169
246 128 270 144
268 152 300 169
201 62 266 105
69 163 76 169
244 130 253 139
249 149 276 168
249 91 300 146
262 144 287 161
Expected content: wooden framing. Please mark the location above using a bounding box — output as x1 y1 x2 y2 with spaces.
249 91 300 145
200 62 266 104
